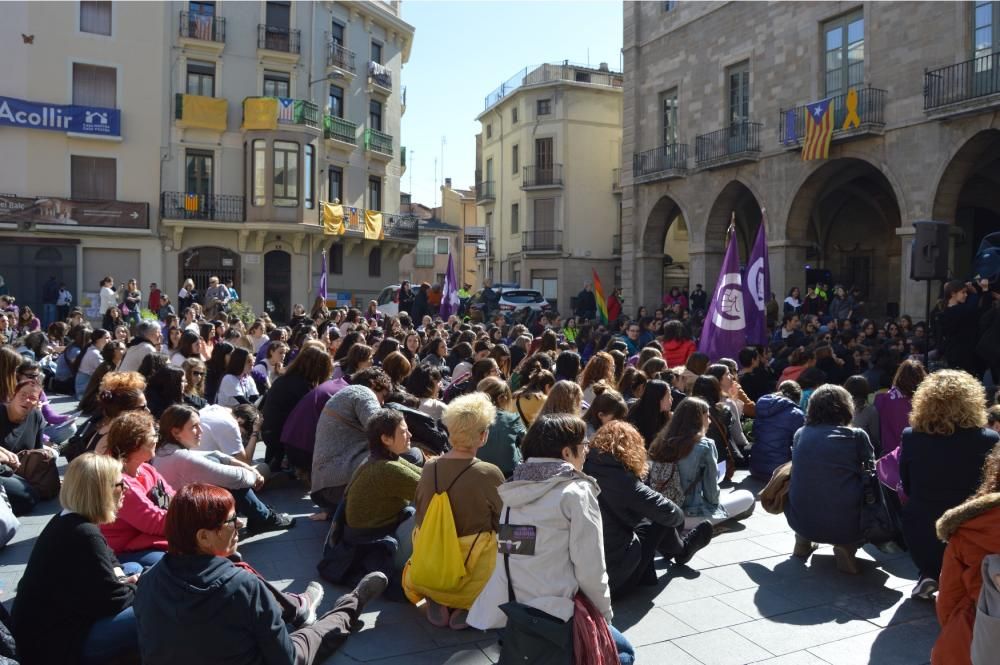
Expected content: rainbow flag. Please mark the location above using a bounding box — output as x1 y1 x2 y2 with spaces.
592 269 608 324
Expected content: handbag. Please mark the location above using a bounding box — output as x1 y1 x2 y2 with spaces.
875 446 908 504
497 507 573 665
17 449 60 500
859 458 903 546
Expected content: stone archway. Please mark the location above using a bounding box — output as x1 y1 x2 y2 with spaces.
636 195 689 310
785 158 902 317
695 181 763 298
931 129 1000 278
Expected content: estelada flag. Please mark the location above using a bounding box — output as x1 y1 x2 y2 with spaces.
802 98 833 161
592 269 608 325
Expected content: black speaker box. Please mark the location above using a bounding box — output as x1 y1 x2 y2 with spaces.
911 220 950 281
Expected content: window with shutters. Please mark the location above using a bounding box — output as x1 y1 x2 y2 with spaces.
415 237 435 268
71 155 116 200
368 177 382 211
436 237 450 254
186 61 216 97
371 41 383 64
533 198 555 231
369 100 383 131
329 85 344 118
266 1 290 29
328 166 343 203
72 63 117 108
273 140 299 207
369 247 382 277
252 140 266 206
185 150 213 196
727 61 750 125
512 144 519 173
330 20 345 47
80 1 112 35
511 203 519 234
304 144 315 209
263 71 290 98
330 243 344 275
661 88 678 145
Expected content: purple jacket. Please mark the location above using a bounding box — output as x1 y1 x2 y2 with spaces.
874 387 911 456
280 378 349 453
40 391 72 426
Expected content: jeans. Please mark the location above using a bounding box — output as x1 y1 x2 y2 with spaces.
43 420 77 445
0 475 37 516
231 487 272 527
117 549 165 568
80 591 140 665
42 304 57 328
290 589 361 665
75 372 92 400
610 624 635 665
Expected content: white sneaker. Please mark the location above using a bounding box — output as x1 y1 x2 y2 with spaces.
911 576 938 600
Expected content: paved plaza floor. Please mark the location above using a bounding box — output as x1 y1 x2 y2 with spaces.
0 396 940 664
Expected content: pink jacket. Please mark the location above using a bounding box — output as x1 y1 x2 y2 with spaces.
100 463 175 554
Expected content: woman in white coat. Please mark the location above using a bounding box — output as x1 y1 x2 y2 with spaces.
468 414 635 664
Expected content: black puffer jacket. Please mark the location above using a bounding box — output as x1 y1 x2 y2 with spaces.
583 449 684 590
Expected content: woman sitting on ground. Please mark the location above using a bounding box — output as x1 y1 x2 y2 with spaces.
784 384 878 574
512 367 555 428
932 444 1000 665
75 328 110 399
469 414 635 664
135 483 389 665
0 379 58 516
101 410 174 567
153 405 294 536
405 363 446 420
680 352 710 394
874 358 927 457
583 384 629 439
145 365 186 419
649 397 756 529
404 393 504 631
203 342 234 404
78 340 126 417
250 340 288 396
181 357 208 409
537 379 584 417
749 380 805 481
690 375 742 483
901 369 998 600
85 371 149 458
169 330 204 369
215 347 260 408
476 377 525 478
626 379 672 445
845 375 880 453
13 453 140 665
580 351 616 404
585 420 710 597
323 410 422 587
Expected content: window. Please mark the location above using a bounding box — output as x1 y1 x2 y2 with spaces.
368 177 382 211
252 140 266 206
531 270 558 301
185 150 213 195
511 203 519 234
330 243 344 275
486 124 493 139
537 99 551 115
273 140 299 207
727 60 750 125
535 137 553 170
369 247 382 277
663 0 677 10
369 100 383 131
186 60 215 97
512 106 518 123
533 199 555 237
328 84 344 117
263 71 290 98
823 12 864 96
80 1 111 35
189 1 215 16
71 155 116 200
512 144 519 173
416 237 435 267
575 72 591 83
328 166 343 203
435 237 450 254
661 88 678 145
304 144 315 209
975 1 999 58
371 41 383 64
330 20 344 47
72 63 116 108
485 157 494 183
266 1 290 29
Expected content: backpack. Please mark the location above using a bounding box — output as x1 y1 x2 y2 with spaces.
60 415 102 462
385 402 450 455
408 461 477 591
647 461 686 507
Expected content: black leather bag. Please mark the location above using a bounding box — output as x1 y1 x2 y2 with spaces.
497 508 572 665
385 402 450 455
860 459 904 546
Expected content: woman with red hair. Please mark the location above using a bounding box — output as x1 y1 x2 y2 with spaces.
135 483 389 665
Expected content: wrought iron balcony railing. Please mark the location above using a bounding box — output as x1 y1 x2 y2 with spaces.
324 114 357 144
522 229 563 252
327 43 356 72
161 192 244 222
363 127 393 156
522 164 563 188
695 122 762 166
476 181 495 202
180 11 224 42
779 86 886 145
258 24 300 54
633 144 689 178
924 53 1000 110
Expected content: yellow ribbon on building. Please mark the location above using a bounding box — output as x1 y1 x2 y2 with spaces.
364 210 384 240
176 94 228 131
242 98 278 130
322 202 345 235
842 88 861 130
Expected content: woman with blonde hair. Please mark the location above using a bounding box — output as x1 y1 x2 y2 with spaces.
477 376 525 477
901 370 999 600
404 392 504 630
580 351 616 404
584 421 693 597
13 453 140 664
181 357 208 409
537 379 583 417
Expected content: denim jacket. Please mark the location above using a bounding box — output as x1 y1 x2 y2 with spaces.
677 437 725 519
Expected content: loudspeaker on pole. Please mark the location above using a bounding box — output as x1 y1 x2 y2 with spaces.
910 220 950 281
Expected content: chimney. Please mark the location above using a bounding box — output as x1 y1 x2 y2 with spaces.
599 62 609 72
445 177 452 188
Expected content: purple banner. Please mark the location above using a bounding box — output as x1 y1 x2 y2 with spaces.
742 216 770 346
439 253 459 319
699 228 747 362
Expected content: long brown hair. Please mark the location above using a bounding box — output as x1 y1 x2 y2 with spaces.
648 397 710 463
580 352 615 391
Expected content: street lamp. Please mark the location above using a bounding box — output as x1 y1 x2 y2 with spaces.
307 71 347 86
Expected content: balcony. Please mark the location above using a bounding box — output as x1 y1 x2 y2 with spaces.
924 54 1000 117
780 86 886 148
383 212 419 241
485 61 623 111
476 181 495 204
522 164 563 189
327 43 356 75
179 11 225 50
633 144 689 183
368 61 392 96
323 114 357 150
258 24 300 58
174 93 228 132
695 122 762 169
161 192 244 223
363 127 393 159
522 229 563 253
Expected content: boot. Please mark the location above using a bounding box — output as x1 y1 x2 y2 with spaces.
793 535 817 559
833 545 861 574
674 521 713 566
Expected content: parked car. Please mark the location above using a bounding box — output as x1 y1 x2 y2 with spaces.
468 288 550 317
376 284 400 317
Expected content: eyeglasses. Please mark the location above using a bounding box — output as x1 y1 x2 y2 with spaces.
113 479 126 491
220 514 246 529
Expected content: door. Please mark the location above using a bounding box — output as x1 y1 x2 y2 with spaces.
264 250 291 323
534 138 553 184
0 243 77 317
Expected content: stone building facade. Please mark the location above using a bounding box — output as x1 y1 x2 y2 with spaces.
622 0 1000 319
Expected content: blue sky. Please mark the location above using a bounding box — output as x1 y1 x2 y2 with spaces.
399 0 623 208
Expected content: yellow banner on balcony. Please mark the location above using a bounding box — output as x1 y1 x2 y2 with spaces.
322 202 345 235
177 95 228 131
242 97 278 130
364 210 384 240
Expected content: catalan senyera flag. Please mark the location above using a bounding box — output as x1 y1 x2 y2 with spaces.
802 98 833 161
592 269 608 324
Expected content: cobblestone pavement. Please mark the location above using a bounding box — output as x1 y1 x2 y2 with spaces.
1 396 938 664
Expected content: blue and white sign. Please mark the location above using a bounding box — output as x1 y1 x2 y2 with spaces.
0 95 120 137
